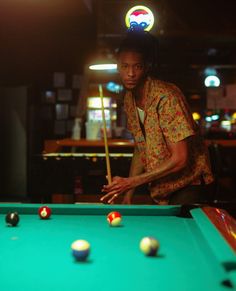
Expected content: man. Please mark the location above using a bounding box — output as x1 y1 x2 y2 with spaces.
100 31 214 205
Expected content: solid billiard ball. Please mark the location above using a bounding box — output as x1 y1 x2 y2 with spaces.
107 211 122 226
71 240 90 261
139 237 160 256
38 206 51 219
5 212 20 226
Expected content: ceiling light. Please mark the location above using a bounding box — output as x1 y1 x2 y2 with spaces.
89 63 117 71
204 75 220 87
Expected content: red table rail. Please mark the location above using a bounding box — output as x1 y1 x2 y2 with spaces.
203 206 236 252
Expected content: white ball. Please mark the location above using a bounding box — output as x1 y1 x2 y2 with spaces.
140 237 159 256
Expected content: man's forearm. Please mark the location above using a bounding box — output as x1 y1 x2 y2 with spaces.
129 139 190 189
129 147 144 177
125 147 144 198
131 157 181 189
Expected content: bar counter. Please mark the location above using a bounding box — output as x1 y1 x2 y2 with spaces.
27 138 236 204
44 138 236 154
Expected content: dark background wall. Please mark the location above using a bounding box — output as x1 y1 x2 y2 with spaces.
0 0 236 202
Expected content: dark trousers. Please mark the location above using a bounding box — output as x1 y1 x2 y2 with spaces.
168 183 214 205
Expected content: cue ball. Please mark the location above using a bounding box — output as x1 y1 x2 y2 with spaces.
38 206 51 219
5 212 20 226
71 240 90 261
139 237 159 256
107 211 122 226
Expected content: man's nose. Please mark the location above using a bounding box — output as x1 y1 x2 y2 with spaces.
127 67 135 77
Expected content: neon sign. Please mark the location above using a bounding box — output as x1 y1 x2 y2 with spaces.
125 5 154 31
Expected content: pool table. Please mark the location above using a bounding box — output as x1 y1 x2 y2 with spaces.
0 204 235 291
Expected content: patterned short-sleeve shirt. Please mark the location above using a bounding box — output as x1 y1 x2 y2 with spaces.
124 77 214 200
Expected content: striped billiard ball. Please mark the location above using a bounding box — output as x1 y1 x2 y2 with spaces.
71 240 90 261
139 237 160 256
107 211 122 226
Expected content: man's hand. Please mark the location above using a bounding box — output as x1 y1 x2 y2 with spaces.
100 176 134 204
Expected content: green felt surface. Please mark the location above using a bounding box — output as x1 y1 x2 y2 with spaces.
0 204 235 291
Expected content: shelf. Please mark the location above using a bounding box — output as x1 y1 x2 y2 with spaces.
44 138 135 153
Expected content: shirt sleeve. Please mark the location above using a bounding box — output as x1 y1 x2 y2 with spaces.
158 86 196 143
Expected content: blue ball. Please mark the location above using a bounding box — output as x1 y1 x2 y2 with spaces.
71 240 90 261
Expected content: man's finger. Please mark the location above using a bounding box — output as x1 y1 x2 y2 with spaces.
100 190 117 201
108 193 119 204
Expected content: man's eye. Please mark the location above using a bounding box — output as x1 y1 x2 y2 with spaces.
135 64 143 70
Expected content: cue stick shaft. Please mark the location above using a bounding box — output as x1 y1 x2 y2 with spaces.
99 84 112 185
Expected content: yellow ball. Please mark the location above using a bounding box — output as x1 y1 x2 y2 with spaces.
140 237 159 256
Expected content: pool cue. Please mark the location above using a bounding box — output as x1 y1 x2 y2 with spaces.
99 84 112 185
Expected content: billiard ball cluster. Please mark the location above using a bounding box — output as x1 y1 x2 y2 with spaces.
5 205 51 227
4 208 160 262
71 211 160 261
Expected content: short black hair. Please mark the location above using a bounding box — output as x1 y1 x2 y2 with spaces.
117 31 158 74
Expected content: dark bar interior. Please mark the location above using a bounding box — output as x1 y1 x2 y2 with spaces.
1 3 236 289
0 0 236 209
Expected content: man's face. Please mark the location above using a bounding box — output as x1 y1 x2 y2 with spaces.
117 51 147 91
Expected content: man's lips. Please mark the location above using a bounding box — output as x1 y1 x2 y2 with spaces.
125 80 136 85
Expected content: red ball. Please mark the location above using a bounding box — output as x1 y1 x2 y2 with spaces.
107 211 122 226
38 206 51 219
